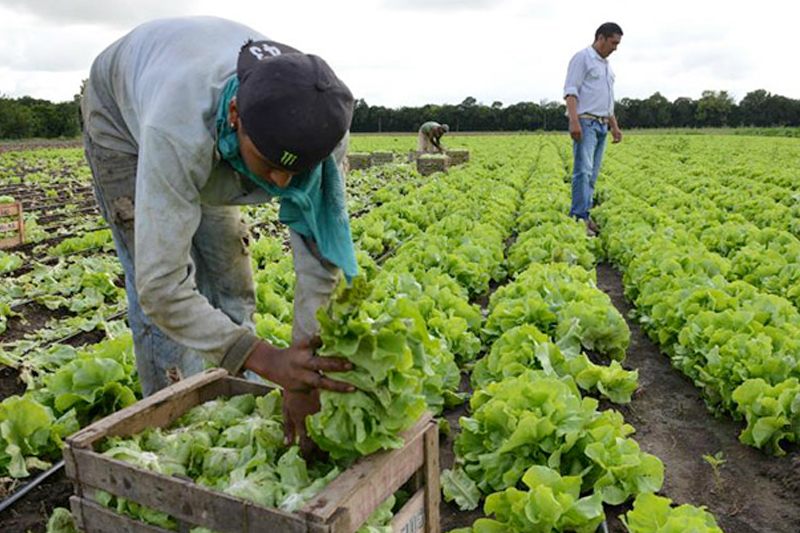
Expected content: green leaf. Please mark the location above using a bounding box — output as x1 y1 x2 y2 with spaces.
622 492 723 533
441 468 482 511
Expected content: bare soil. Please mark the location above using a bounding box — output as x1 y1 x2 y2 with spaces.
0 139 82 155
1 300 109 352
0 366 26 399
0 469 72 533
593 262 800 533
2 302 65 344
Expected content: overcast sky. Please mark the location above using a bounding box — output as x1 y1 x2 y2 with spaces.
0 0 794 108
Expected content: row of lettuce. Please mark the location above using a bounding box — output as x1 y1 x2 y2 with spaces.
593 135 800 456
0 152 138 489
0 148 102 251
0 148 125 364
1 138 724 532
430 141 720 533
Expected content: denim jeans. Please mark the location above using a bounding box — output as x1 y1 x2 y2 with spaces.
569 117 608 220
83 135 255 397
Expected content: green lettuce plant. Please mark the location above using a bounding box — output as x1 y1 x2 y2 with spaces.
621 492 723 533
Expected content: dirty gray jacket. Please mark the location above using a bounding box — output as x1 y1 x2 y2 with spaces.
82 16 344 375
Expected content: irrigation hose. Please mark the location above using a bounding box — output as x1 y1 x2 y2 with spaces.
0 460 65 515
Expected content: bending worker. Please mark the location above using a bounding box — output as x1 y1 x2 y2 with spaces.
417 121 449 153
81 16 358 452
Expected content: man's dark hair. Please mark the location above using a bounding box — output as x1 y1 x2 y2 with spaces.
595 22 623 40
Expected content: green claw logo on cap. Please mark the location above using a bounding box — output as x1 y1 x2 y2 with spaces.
280 150 298 167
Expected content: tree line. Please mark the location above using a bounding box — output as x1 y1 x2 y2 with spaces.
1 88 799 139
0 94 82 139
351 89 800 132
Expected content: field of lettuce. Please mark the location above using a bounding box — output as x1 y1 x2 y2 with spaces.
1 134 799 533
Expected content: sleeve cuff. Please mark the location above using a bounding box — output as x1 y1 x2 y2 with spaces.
219 330 260 375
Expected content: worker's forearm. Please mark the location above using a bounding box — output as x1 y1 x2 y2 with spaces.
565 96 579 121
290 230 341 343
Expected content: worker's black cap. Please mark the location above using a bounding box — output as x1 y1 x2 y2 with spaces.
236 40 354 171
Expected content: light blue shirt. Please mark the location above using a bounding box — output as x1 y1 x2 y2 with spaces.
563 45 616 117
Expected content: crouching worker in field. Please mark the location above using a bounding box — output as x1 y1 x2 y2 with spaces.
81 16 358 454
417 121 449 153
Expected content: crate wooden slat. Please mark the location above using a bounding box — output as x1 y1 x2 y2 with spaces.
391 490 425 533
0 220 20 233
0 202 21 217
0 201 24 249
66 368 227 456
71 496 174 533
415 155 451 176
421 422 440 533
370 152 394 166
65 368 440 533
66 448 311 532
300 414 439 533
444 149 469 166
346 153 372 171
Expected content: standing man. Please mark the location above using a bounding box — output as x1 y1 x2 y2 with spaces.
81 16 357 453
564 22 623 236
417 121 449 153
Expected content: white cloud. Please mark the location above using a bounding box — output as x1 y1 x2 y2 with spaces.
679 48 753 82
0 0 798 107
0 67 85 102
0 0 199 27
0 19 117 71
381 0 505 11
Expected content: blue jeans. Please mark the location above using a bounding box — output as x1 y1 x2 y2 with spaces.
569 117 608 220
83 135 255 397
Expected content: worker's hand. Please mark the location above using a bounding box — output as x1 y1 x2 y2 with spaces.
282 387 322 457
569 119 582 142
611 127 623 144
243 338 355 455
245 337 355 394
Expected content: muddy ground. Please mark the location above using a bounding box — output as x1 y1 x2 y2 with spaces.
1 263 799 533
0 140 82 155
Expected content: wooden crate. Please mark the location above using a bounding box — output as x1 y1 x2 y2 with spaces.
444 150 469 166
416 155 451 176
370 152 394 166
64 368 440 533
0 202 24 249
346 153 372 171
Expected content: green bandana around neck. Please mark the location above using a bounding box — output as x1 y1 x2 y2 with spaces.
216 76 357 281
